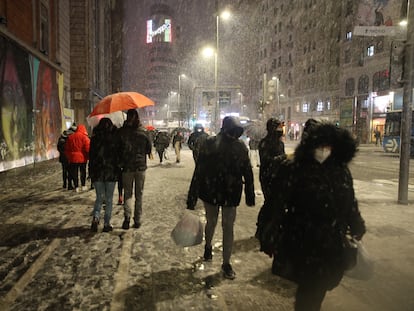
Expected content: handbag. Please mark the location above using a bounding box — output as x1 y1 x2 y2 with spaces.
345 240 374 280
171 211 203 247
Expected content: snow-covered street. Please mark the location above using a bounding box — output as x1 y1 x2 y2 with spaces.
0 145 413 311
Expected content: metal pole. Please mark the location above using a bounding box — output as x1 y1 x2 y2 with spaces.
178 75 181 127
277 77 280 118
398 0 414 204
215 14 219 133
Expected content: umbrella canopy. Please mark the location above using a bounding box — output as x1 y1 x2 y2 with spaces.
244 121 266 141
145 125 155 131
86 111 126 129
89 91 154 117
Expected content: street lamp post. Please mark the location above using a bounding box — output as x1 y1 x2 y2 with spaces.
178 74 185 127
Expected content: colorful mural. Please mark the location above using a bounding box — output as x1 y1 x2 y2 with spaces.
0 37 63 171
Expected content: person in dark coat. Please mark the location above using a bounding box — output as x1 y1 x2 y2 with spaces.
89 118 119 232
117 109 152 229
258 118 286 200
57 130 73 189
187 124 209 163
267 122 366 311
153 130 170 163
187 116 255 279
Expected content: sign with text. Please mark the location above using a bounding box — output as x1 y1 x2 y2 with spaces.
353 26 406 38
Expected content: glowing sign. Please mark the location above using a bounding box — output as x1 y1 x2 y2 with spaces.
146 19 172 43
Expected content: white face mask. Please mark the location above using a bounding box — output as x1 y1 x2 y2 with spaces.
314 146 332 163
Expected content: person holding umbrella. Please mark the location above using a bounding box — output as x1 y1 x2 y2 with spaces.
117 109 152 229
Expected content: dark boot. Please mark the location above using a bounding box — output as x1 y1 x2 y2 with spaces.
122 217 130 230
133 218 141 229
203 245 213 261
91 217 99 232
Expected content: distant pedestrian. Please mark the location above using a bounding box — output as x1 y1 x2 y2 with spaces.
248 136 261 167
262 122 366 311
172 131 185 163
89 118 119 232
187 124 209 163
64 124 90 192
374 128 382 146
258 118 286 201
187 116 255 280
57 130 73 190
154 130 170 163
117 109 152 230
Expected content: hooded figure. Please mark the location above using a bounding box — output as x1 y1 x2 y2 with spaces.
267 122 366 311
258 117 286 200
187 123 209 163
64 124 90 192
187 116 255 279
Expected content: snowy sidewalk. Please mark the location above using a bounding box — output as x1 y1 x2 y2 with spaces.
0 147 413 310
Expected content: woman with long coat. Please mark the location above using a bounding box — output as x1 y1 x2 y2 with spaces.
89 118 119 232
268 122 366 311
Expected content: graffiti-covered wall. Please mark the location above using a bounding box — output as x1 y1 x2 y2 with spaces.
0 37 63 172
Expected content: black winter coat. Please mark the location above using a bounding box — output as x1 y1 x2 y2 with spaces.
187 132 255 208
118 125 152 172
89 129 119 182
258 134 286 199
268 123 366 289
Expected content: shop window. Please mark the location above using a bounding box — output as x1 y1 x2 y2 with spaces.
345 78 355 96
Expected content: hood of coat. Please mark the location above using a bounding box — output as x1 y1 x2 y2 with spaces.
220 116 244 139
75 124 89 136
294 122 357 164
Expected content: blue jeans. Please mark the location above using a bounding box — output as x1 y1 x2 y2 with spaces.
92 181 116 226
122 170 146 222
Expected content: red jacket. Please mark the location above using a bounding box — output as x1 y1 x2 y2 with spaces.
65 124 90 164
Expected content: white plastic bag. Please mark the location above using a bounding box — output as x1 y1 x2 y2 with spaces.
345 240 374 280
171 211 203 247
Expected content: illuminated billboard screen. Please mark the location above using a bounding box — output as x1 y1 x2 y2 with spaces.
146 18 172 43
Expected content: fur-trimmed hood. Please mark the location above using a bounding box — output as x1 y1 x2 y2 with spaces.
294 122 357 164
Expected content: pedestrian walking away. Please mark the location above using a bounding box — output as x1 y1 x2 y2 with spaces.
258 118 286 201
64 124 90 192
153 130 170 163
57 129 73 190
187 116 255 280
172 131 185 163
259 122 366 311
89 118 119 233
187 124 209 163
117 109 152 230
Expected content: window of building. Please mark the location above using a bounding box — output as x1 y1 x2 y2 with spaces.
326 101 331 110
367 45 375 57
317 100 324 112
373 70 390 92
358 74 369 94
345 49 351 63
40 2 49 54
345 78 355 96
302 103 309 112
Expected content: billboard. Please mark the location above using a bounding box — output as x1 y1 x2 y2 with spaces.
0 37 63 171
146 18 172 43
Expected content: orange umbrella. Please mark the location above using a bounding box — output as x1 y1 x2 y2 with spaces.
89 92 155 117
